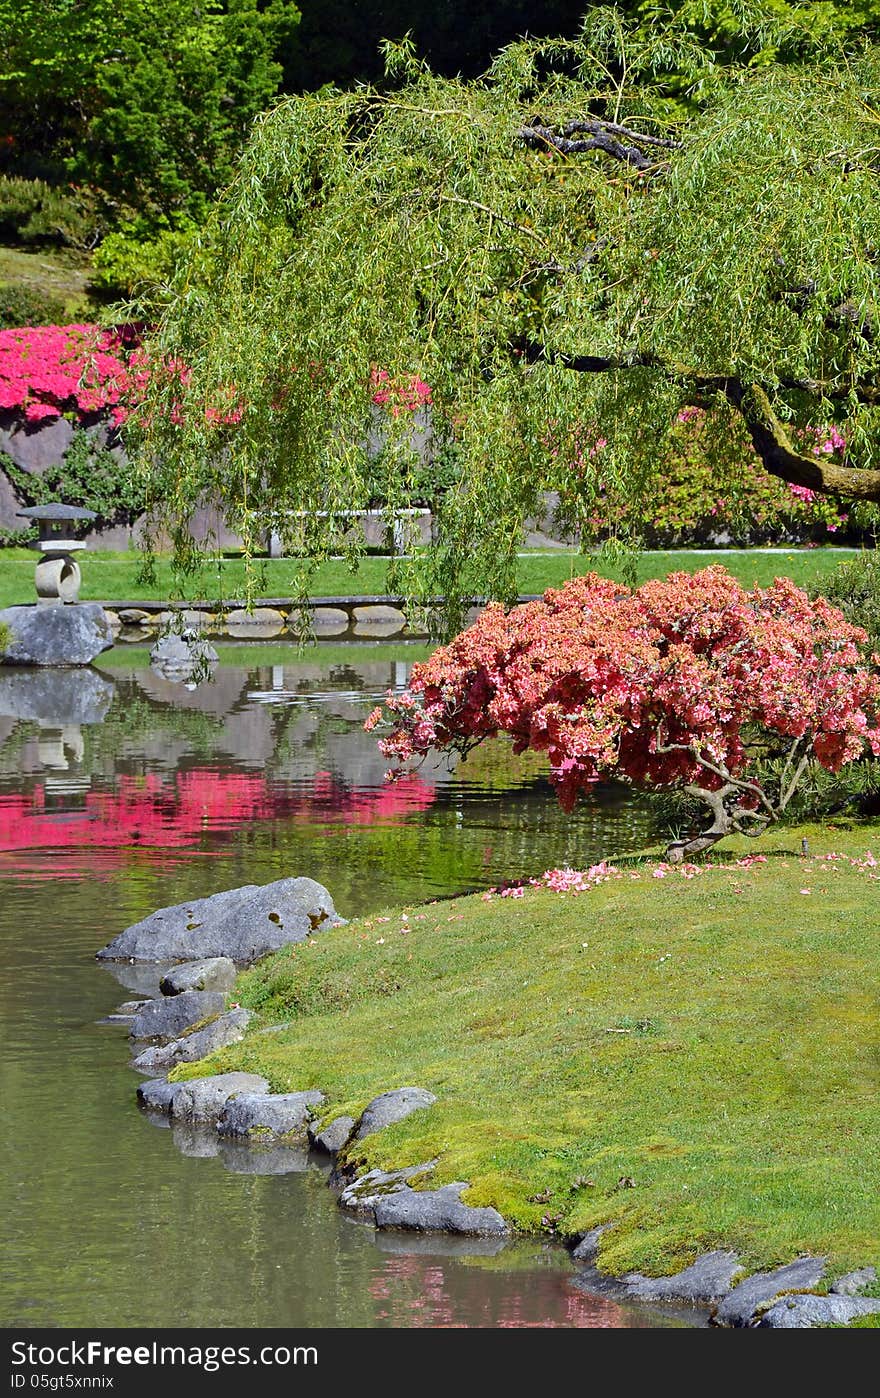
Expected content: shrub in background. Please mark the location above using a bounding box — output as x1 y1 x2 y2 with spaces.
818 551 880 656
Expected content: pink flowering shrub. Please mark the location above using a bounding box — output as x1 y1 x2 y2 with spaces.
370 368 432 415
562 408 852 544
0 323 145 427
366 566 880 858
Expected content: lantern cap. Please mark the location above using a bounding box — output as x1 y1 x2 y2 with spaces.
17 504 97 522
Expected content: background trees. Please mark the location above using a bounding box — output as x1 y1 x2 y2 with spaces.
0 0 299 224
132 9 880 624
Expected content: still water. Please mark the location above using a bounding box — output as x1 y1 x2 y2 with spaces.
0 643 692 1329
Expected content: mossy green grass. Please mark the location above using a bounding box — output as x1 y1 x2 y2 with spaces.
0 546 862 610
175 821 880 1283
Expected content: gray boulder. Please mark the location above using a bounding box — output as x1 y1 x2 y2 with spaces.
571 1226 609 1264
759 1295 880 1328
150 631 218 684
373 1182 508 1237
339 1164 436 1214
574 1250 740 1305
714 1257 826 1327
170 1072 270 1125
0 603 113 667
0 666 114 724
136 1078 183 1113
160 957 237 996
97 876 344 964
831 1267 877 1295
354 1086 437 1140
216 1090 324 1140
129 990 227 1042
131 1007 253 1072
309 1115 355 1155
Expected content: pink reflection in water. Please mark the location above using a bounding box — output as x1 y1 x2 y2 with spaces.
365 1254 645 1329
0 768 435 868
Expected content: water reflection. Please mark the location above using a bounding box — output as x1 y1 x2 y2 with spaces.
0 647 654 898
0 644 683 1330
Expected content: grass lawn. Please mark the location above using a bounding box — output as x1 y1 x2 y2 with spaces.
181 820 880 1284
0 545 864 609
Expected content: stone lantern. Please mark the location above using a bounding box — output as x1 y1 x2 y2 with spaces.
17 504 97 605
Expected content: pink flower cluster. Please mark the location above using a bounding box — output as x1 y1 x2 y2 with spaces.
371 368 432 416
368 566 880 812
0 323 145 426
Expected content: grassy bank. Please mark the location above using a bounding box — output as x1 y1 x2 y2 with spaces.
183 821 880 1284
0 546 862 610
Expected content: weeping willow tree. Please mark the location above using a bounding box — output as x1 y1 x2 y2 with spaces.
131 3 880 631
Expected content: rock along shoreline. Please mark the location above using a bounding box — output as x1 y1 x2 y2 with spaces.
97 875 880 1330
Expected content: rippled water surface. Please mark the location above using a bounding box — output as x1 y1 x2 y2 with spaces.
0 644 691 1329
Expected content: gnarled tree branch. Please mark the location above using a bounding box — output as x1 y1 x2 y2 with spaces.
515 338 880 501
518 117 676 171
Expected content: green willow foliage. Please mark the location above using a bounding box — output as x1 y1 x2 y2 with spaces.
133 7 880 628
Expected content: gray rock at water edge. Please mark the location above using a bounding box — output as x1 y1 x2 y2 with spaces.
759 1295 880 1329
309 1115 355 1156
354 1086 438 1141
0 666 115 724
310 608 350 637
352 604 407 639
713 1257 827 1327
169 1072 270 1125
97 876 344 964
831 1267 877 1296
0 603 113 667
339 1164 437 1214
136 1078 183 1114
129 989 227 1042
131 1007 253 1071
574 1250 741 1305
118 608 154 625
160 957 237 996
224 608 287 632
150 631 219 683
216 1090 324 1140
373 1182 509 1238
155 610 215 633
571 1227 610 1264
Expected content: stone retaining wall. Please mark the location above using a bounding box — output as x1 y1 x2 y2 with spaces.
99 595 523 644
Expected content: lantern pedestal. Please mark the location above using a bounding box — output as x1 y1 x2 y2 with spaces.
34 541 87 605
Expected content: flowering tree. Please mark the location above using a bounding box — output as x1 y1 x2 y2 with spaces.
366 566 880 860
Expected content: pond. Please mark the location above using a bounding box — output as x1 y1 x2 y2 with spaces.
0 642 694 1329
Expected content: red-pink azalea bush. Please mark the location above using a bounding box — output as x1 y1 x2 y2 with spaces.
366 566 880 859
0 323 144 426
